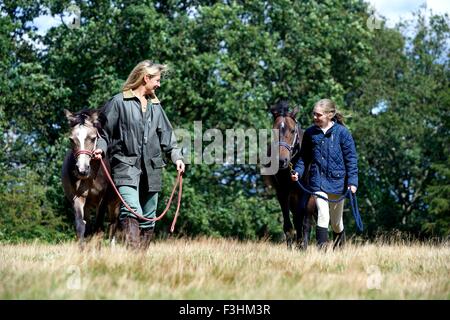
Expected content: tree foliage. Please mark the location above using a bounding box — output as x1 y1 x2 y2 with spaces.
0 0 448 241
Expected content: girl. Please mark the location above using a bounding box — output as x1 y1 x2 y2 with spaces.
291 99 358 249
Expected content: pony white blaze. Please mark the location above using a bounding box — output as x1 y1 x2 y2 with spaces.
75 125 90 172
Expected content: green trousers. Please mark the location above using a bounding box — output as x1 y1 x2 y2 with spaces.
118 185 158 229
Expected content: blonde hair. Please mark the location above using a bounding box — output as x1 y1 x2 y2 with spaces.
122 60 168 91
314 98 345 126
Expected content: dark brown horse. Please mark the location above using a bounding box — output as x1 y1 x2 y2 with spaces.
264 101 316 249
61 109 118 244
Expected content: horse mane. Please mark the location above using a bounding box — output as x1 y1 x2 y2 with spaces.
270 100 298 120
66 109 100 128
270 100 289 117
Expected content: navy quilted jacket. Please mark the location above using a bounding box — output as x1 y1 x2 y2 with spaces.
294 122 358 195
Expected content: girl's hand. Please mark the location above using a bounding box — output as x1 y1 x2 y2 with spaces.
348 185 357 193
291 172 299 181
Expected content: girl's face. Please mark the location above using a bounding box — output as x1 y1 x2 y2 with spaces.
313 105 333 128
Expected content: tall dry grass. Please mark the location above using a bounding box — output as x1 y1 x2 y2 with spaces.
0 237 448 299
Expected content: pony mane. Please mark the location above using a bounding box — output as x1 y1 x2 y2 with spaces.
270 100 298 120
270 100 290 117
66 109 99 128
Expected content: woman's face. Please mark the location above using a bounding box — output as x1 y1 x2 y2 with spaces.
145 73 161 94
313 105 332 128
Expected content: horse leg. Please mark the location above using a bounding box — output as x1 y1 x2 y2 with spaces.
302 195 316 250
73 197 86 246
94 199 107 234
277 192 294 249
107 222 117 247
290 193 305 250
107 197 120 246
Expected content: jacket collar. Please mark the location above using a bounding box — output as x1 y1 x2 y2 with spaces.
314 121 336 135
122 89 160 104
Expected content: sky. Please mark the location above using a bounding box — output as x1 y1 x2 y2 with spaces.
32 0 450 35
368 0 449 27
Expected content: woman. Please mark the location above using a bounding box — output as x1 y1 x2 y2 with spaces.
94 60 185 249
291 99 358 249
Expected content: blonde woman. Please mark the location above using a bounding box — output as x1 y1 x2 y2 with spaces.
94 60 185 249
291 99 358 249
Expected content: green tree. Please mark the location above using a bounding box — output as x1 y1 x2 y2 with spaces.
8 1 448 242
352 11 450 237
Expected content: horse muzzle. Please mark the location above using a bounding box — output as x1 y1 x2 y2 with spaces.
279 157 289 170
75 165 91 179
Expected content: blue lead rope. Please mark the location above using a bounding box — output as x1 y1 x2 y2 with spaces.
293 179 364 232
348 191 363 232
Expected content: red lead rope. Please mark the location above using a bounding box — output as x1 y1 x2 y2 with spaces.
97 157 183 233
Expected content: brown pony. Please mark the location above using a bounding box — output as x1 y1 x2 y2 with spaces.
61 109 118 244
264 101 316 249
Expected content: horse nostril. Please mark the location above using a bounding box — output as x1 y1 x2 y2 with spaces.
279 158 288 169
76 165 90 176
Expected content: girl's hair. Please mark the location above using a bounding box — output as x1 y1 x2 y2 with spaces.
315 98 345 126
122 60 168 91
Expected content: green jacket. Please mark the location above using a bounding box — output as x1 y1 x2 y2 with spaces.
97 89 183 191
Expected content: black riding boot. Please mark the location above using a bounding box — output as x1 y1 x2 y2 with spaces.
316 226 329 250
333 230 346 250
140 228 154 250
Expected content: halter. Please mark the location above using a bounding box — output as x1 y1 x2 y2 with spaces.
72 130 98 159
277 116 299 157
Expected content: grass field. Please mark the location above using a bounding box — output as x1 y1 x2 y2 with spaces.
0 237 449 299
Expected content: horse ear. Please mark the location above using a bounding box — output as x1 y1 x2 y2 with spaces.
64 109 77 126
90 111 101 128
64 109 72 119
269 104 279 117
290 106 299 118
90 110 98 122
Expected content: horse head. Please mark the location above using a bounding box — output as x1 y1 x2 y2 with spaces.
64 109 100 179
270 100 301 170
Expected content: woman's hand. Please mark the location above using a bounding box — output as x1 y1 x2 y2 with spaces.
93 149 103 160
348 185 357 193
176 160 185 174
291 172 299 181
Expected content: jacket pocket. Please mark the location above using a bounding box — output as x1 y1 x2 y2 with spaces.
330 170 345 179
111 155 140 180
150 157 166 169
112 155 138 166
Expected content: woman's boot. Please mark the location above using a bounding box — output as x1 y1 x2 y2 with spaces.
121 217 140 249
140 228 154 250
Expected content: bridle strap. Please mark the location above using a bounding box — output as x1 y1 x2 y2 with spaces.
74 150 94 158
277 116 299 155
73 133 98 160
279 141 293 152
